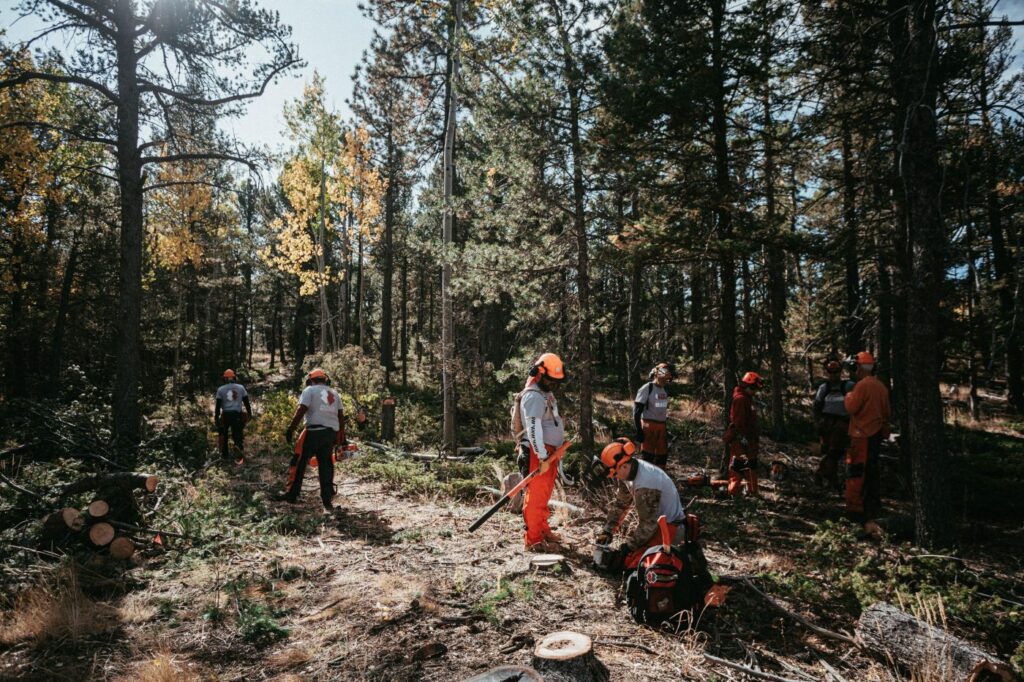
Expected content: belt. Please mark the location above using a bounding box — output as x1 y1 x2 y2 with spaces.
642 419 666 424
305 425 334 432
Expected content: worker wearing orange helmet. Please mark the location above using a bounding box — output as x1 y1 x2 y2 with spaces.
595 438 694 570
634 363 674 468
723 371 763 496
517 352 567 551
843 352 890 537
214 369 252 463
280 368 345 512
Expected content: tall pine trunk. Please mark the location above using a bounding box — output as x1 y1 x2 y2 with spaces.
440 0 461 454
891 0 953 548
112 2 144 450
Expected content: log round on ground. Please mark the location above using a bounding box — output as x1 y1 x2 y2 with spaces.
531 631 609 682
87 499 109 519
88 522 115 547
855 602 1016 681
109 536 135 560
62 507 85 531
61 472 158 497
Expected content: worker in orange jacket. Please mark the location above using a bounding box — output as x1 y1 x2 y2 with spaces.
516 353 566 551
843 352 890 538
723 371 762 496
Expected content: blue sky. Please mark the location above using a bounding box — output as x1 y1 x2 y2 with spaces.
0 0 375 152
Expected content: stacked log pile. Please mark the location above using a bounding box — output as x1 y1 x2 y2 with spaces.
38 472 160 560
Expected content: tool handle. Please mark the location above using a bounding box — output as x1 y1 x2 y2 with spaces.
658 514 671 550
468 469 537 532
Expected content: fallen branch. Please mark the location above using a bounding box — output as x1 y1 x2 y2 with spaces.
61 472 158 497
593 638 658 656
703 653 805 682
741 578 861 648
0 470 45 500
479 486 584 514
106 520 199 543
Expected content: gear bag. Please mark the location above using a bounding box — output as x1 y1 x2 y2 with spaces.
625 517 712 626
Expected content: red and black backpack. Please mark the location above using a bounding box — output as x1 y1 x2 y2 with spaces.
625 514 712 626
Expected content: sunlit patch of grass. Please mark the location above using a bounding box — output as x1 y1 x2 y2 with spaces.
124 652 200 682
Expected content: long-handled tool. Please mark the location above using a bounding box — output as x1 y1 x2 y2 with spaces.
468 441 572 533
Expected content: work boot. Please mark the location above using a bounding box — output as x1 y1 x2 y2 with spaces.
524 539 560 553
272 492 298 503
322 502 335 513
542 531 563 545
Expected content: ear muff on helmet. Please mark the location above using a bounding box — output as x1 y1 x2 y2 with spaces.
600 437 636 477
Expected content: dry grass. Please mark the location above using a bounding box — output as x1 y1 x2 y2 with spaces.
268 645 313 669
122 652 200 682
0 563 118 645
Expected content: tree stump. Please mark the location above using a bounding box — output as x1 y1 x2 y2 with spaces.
531 631 609 682
502 472 524 515
381 398 396 442
462 665 543 682
856 602 1016 681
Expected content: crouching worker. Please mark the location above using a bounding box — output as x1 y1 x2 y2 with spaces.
280 368 345 512
595 438 695 570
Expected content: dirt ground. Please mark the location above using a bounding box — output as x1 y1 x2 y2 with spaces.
1 396 1021 681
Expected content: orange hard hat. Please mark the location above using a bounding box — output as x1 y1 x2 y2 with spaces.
741 371 763 387
599 437 636 477
308 368 328 381
855 351 875 366
825 360 842 373
223 369 236 380
533 353 565 380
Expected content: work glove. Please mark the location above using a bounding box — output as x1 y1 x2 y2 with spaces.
596 532 612 546
539 457 551 474
635 430 644 444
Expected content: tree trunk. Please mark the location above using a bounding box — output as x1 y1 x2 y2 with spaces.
891 0 953 549
440 0 461 455
381 134 396 384
626 259 643 397
50 227 80 387
358 232 366 350
112 3 144 450
712 0 737 423
842 124 863 354
856 602 1013 681
556 2 593 452
763 64 786 441
401 245 409 387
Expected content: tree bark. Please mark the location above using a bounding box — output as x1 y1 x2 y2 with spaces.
890 0 954 549
856 602 1014 681
112 0 144 450
626 258 643 397
842 124 863 355
712 0 738 423
381 132 396 384
440 0 461 455
763 58 786 441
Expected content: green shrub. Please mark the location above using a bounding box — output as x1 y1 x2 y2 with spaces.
236 599 289 646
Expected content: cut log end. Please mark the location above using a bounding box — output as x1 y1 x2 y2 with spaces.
88 522 115 547
532 631 609 682
109 536 136 560
61 507 85 531
144 475 158 494
87 500 109 519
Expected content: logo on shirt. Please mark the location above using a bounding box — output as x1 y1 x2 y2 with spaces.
227 390 237 402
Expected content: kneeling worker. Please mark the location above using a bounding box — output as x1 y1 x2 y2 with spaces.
596 437 691 570
282 368 344 511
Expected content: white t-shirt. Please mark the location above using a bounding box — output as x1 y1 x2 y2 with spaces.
216 383 247 413
299 385 342 430
635 381 669 421
627 459 685 524
520 385 565 448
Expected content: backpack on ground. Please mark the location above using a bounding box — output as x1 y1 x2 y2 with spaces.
625 515 713 627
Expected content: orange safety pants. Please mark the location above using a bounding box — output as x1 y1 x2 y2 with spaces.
727 442 758 496
523 444 558 546
844 433 882 521
640 420 668 467
624 522 683 570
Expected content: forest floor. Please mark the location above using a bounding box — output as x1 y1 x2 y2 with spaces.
1 374 1023 681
